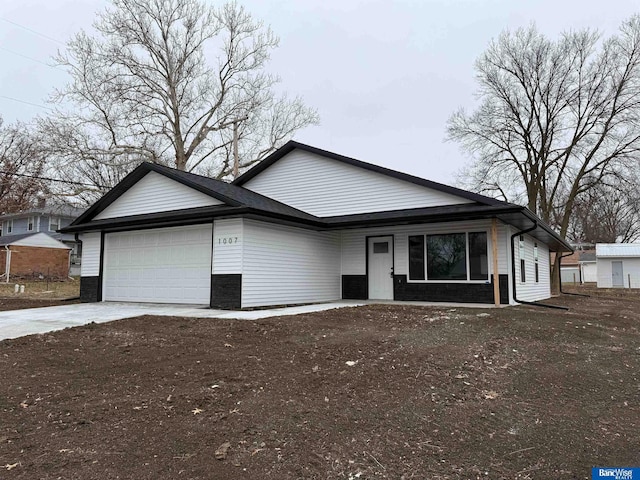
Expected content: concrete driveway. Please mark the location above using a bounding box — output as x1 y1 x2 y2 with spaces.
0 301 365 341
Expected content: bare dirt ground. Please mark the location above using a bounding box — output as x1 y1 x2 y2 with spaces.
0 285 638 479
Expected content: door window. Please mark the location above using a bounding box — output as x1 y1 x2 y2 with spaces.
373 242 389 254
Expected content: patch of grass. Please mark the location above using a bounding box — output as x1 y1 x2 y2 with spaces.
0 278 79 299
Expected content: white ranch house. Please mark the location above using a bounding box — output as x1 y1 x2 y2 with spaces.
61 142 572 309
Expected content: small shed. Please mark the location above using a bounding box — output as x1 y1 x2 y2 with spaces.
596 243 640 288
0 233 71 281
579 251 597 283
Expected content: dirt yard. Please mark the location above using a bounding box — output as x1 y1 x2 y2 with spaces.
0 286 638 479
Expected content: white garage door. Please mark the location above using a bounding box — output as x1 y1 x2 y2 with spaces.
103 224 212 304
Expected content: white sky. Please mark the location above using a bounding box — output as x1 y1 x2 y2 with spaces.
1 0 638 184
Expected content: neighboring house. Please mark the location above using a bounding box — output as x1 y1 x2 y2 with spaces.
61 141 572 308
557 249 597 284
0 233 71 281
559 251 581 284
0 203 84 275
596 243 640 288
579 251 597 283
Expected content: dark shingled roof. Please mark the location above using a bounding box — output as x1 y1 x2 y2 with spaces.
62 146 573 252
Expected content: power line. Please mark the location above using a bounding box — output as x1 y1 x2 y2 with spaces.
0 170 107 189
0 46 59 69
0 17 65 46
0 95 53 111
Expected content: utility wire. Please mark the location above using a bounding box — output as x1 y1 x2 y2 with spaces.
0 17 65 46
0 170 107 189
0 46 59 69
0 95 53 111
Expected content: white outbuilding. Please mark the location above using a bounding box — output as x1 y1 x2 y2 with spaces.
596 243 640 288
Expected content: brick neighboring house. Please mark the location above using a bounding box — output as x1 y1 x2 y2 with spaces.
0 203 84 275
0 232 71 281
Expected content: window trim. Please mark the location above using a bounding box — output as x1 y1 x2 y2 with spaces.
534 242 539 283
49 216 60 231
519 235 526 284
7 220 13 234
27 216 35 232
406 230 491 284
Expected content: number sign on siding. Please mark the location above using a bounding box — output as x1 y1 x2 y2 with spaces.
215 236 240 246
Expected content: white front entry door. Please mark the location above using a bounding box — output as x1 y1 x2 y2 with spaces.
103 224 212 304
368 236 394 300
612 261 624 287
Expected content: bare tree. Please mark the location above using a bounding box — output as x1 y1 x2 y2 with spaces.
568 178 640 244
0 118 46 213
44 0 318 194
448 18 640 288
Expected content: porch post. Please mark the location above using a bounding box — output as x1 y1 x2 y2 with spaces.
491 218 500 306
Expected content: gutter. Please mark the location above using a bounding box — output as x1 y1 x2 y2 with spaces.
510 220 569 310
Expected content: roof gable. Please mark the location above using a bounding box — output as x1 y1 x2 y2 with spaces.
235 144 498 217
235 141 505 207
69 162 320 227
94 171 224 220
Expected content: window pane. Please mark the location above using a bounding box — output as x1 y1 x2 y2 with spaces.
373 242 389 254
408 235 425 280
469 232 488 280
427 233 467 280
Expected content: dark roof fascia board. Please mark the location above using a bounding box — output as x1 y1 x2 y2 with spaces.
61 205 248 233
233 141 506 207
61 205 327 234
69 163 244 228
518 208 573 252
322 204 518 226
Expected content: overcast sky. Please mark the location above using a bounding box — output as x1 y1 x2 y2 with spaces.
1 0 638 184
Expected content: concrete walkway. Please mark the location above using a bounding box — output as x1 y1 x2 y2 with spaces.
0 299 501 342
0 301 366 341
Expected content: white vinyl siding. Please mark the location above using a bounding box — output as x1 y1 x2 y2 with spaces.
243 149 473 217
102 225 212 304
212 218 243 274
95 171 222 220
80 232 101 277
581 263 597 283
340 220 510 278
514 234 550 302
597 258 640 288
242 219 340 308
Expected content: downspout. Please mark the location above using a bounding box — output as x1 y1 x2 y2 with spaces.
558 251 590 297
4 245 10 284
510 220 569 310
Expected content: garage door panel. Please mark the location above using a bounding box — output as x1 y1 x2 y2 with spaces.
103 224 212 304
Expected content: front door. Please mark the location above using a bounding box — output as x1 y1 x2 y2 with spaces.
612 261 624 287
368 236 394 299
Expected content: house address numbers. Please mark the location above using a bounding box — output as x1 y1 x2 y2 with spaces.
216 236 239 245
